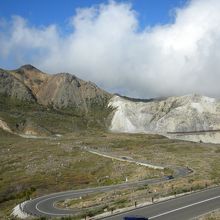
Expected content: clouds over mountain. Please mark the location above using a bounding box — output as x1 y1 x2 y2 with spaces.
1 0 220 98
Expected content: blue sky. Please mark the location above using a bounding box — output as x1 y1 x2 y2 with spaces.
1 0 220 98
0 0 186 30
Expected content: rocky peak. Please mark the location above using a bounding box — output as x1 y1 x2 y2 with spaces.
10 65 49 99
0 64 112 111
18 64 43 73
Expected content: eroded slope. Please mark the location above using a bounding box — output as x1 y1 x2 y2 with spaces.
109 94 220 143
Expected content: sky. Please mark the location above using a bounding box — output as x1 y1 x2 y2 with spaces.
0 0 220 98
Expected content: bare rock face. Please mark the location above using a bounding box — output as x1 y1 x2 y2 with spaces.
109 94 220 143
0 64 112 136
0 69 36 102
11 64 49 98
36 73 111 109
1 65 111 110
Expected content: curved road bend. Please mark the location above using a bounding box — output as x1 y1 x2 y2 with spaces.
23 176 171 217
23 165 189 218
21 150 219 219
22 148 191 218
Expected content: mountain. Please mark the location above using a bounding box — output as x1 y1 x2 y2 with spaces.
5 64 111 110
0 68 36 102
0 65 112 136
109 94 220 143
1 64 220 143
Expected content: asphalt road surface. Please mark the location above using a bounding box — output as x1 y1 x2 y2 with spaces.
23 184 220 219
103 186 220 220
22 150 218 219
22 157 191 218
23 176 169 217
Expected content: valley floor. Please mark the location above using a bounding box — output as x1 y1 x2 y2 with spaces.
0 129 220 219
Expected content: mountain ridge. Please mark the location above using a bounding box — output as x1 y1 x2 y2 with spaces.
1 64 112 110
0 65 113 136
1 64 220 143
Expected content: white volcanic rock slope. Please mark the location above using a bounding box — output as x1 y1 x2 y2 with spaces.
108 94 220 143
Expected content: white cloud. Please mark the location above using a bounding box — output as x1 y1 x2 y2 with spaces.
1 0 220 98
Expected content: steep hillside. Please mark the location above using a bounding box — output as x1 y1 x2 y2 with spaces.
10 64 48 99
0 69 36 102
10 64 111 110
0 65 112 136
109 94 220 143
2 64 220 143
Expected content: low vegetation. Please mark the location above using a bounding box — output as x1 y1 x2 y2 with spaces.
1 94 220 219
0 93 112 135
1 128 220 219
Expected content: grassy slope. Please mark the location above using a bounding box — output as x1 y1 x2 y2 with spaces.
0 131 165 219
0 94 112 134
0 94 113 219
1 130 220 219
67 132 220 219
1 96 220 219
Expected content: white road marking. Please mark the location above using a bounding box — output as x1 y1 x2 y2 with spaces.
149 194 220 219
34 190 220 218
35 190 95 216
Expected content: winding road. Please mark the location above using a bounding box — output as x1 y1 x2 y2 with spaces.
22 177 174 217
20 149 219 219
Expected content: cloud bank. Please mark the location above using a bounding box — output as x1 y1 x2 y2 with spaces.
1 0 220 98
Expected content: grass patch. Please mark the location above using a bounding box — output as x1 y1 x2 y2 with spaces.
1 97 220 219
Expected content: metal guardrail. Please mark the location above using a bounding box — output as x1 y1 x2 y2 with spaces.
167 129 220 135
